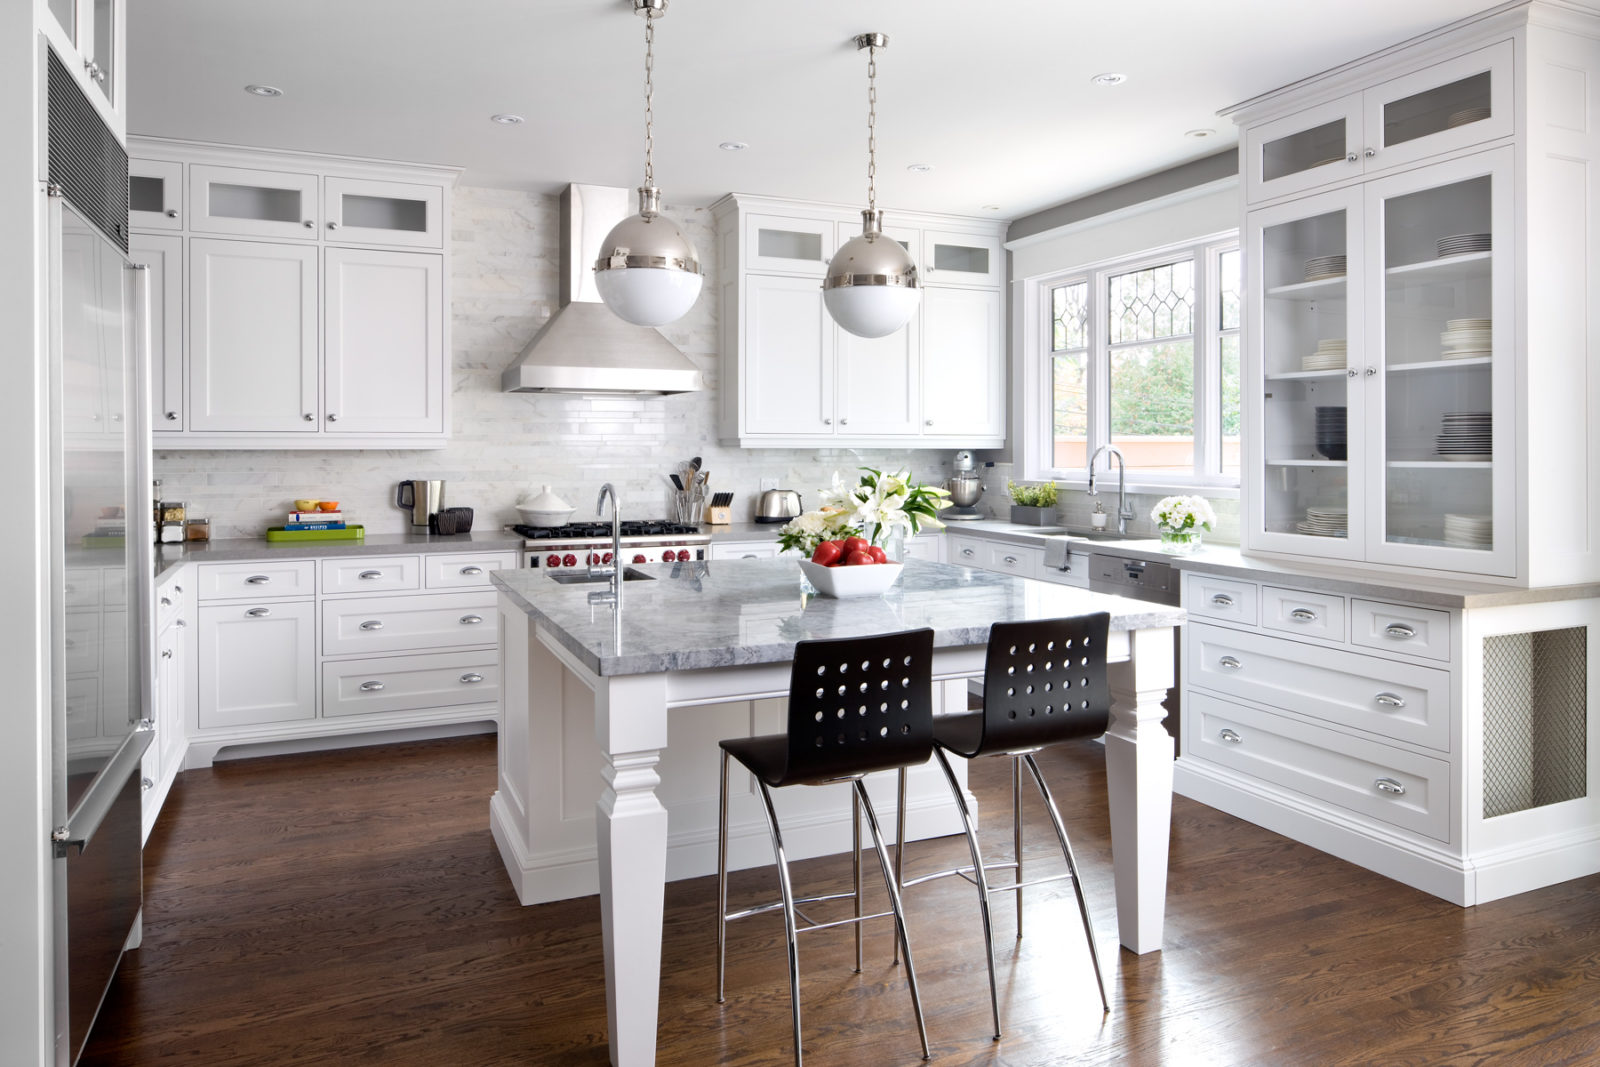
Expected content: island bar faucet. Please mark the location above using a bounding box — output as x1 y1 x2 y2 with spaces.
592 483 622 601
1086 445 1136 536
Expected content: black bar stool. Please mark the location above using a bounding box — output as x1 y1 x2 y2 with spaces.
895 613 1113 1039
716 628 936 1067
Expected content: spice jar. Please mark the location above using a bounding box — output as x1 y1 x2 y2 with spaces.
184 518 211 542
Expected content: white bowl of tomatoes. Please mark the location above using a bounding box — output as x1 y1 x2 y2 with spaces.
798 536 903 598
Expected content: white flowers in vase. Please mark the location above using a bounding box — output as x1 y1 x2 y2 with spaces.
1150 495 1216 533
777 467 951 556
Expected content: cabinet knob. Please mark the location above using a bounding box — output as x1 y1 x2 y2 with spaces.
1364 147 1376 159
1220 728 1243 744
1375 692 1407 708
1374 777 1406 796
1365 366 1377 377
160 596 172 607
165 411 178 420
839 417 848 425
175 618 186 628
460 673 485 684
359 620 384 631
328 221 342 230
327 413 339 422
925 419 934 426
141 777 154 792
823 417 832 425
304 413 314 421
245 607 271 618
459 614 484 625
359 680 385 692
1346 152 1358 164
1346 368 1358 378
160 648 173 659
303 220 315 229
1219 655 1242 670
165 209 179 219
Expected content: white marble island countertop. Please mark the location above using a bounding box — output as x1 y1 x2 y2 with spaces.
492 556 1185 677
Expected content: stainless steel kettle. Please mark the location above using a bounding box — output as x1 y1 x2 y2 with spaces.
755 489 802 524
396 479 446 528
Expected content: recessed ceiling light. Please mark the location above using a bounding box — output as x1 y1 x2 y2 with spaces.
243 84 283 98
981 204 1001 211
906 163 934 174
718 141 748 152
490 113 525 126
1186 128 1215 139
1089 72 1127 87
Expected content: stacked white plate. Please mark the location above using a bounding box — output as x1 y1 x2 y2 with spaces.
1437 232 1492 258
1295 505 1349 538
1304 254 1347 282
1446 107 1491 129
1443 513 1492 548
1441 317 1491 359
1302 338 1348 371
1436 411 1492 460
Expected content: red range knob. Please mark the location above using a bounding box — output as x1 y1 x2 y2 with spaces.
632 554 647 565
602 552 614 564
585 552 597 565
545 554 561 568
675 549 691 562
562 554 578 567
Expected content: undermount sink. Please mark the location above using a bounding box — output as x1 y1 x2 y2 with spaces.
548 567 656 585
1055 528 1139 542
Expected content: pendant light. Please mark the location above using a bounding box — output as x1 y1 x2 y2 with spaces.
594 0 703 327
824 33 920 339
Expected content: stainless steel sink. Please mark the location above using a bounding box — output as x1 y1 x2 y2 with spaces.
548 567 656 585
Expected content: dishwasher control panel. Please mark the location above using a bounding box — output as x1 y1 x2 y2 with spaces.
1088 552 1178 605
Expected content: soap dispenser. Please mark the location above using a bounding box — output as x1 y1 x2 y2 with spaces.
1090 500 1108 531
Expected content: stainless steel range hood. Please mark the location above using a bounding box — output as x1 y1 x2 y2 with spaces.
501 184 703 395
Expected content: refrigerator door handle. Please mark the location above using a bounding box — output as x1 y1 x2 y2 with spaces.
52 722 155 858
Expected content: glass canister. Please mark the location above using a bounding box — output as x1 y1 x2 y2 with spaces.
184 518 211 542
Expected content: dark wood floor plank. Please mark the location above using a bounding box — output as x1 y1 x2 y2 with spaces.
80 735 1600 1066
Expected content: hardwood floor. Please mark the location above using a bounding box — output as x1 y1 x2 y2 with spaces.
82 735 1600 1066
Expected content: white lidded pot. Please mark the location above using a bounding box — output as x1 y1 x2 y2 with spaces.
516 485 575 527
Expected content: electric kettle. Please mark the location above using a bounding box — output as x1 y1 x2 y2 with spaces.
755 489 802 524
396 479 446 528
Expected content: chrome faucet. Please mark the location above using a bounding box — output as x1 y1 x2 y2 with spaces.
592 483 622 601
1087 445 1135 535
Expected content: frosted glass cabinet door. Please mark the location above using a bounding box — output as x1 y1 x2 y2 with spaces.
128 158 182 230
188 239 319 432
1245 96 1362 203
189 165 319 240
743 273 835 435
1366 148 1514 576
323 177 444 249
1247 186 1364 560
744 214 836 276
323 248 445 435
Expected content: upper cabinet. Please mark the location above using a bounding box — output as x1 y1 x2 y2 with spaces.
39 0 124 139
1233 8 1600 587
1244 41 1513 205
713 194 1006 449
129 139 459 450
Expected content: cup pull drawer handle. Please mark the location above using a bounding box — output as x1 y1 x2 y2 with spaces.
1289 608 1318 622
245 575 271 585
1375 692 1406 708
359 620 384 631
1210 593 1234 607
460 673 485 684
459 614 484 625
1384 623 1417 639
460 566 484 576
1003 555 1019 565
961 548 975 557
359 570 383 580
1220 728 1243 744
1219 656 1242 670
246 607 271 618
359 681 385 692
1375 777 1406 796
160 596 172 607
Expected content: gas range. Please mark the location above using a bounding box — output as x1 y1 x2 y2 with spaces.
509 521 711 572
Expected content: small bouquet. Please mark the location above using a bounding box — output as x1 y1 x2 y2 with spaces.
1150 494 1215 553
777 467 950 556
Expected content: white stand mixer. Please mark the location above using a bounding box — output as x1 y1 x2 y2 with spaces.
943 450 985 520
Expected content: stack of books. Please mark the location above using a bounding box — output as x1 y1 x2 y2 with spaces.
285 509 348 531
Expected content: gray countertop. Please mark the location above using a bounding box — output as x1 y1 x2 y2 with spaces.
154 529 525 582
492 556 1186 677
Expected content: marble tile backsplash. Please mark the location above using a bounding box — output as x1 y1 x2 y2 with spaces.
153 187 953 537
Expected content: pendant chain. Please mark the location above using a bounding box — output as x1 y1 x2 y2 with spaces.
643 12 656 189
866 43 878 213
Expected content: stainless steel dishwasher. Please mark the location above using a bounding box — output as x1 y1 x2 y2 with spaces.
1088 551 1182 741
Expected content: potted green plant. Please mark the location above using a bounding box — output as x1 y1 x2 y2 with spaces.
1007 480 1058 525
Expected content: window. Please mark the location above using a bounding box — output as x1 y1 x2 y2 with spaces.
1030 235 1240 488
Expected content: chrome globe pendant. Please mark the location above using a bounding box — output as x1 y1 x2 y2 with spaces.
824 33 920 340
594 0 703 327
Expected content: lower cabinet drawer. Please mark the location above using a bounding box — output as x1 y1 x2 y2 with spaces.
1187 622 1450 751
985 543 1042 578
198 560 316 601
423 552 519 589
947 536 986 568
1261 585 1346 642
1186 691 1450 842
1184 572 1258 626
1351 599 1452 662
322 650 499 718
322 591 496 655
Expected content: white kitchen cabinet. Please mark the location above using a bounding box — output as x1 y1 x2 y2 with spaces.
196 599 317 729
127 233 183 431
142 600 187 845
1235 7 1600 587
322 650 499 718
188 238 319 433
320 554 421 595
323 176 445 249
713 194 1006 449
129 138 459 450
324 247 446 435
1242 40 1512 205
39 0 124 137
321 591 497 657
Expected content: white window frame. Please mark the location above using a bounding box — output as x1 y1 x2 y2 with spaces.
1017 229 1241 496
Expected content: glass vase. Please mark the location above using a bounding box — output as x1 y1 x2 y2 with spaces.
865 523 907 562
1159 527 1202 554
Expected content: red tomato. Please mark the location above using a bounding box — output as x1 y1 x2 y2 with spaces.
845 549 876 566
867 546 888 563
811 541 843 566
841 536 868 556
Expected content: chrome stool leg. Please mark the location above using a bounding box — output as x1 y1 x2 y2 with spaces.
855 779 931 1061
1012 755 1024 941
852 784 863 973
892 766 908 966
717 749 731 1003
754 779 806 1066
935 748 1002 1040
1022 752 1110 1013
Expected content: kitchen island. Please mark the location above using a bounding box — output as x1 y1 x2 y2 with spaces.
491 556 1184 1067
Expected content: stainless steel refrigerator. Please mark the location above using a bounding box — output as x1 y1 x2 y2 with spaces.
46 114 154 1065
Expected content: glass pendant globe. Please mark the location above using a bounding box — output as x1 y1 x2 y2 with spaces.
823 221 920 339
823 283 921 340
594 197 703 328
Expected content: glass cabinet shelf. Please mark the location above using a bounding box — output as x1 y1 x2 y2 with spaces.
1266 276 1348 299
1267 459 1346 467
1268 369 1348 381
1386 251 1491 283
1388 460 1492 469
1388 356 1491 372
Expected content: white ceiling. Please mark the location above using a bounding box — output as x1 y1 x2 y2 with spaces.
126 0 1492 220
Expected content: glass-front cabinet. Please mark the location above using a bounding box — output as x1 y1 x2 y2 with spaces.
1246 147 1513 576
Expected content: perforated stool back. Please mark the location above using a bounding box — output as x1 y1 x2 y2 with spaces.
954 613 1112 758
